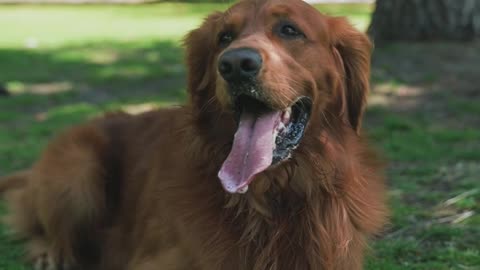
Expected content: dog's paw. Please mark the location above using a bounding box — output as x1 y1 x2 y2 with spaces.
32 252 73 270
33 252 55 270
29 243 74 270
26 237 75 270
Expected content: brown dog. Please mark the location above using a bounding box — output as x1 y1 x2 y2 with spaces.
0 0 387 269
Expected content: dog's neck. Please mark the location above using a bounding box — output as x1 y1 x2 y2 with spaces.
187 112 357 269
221 150 337 270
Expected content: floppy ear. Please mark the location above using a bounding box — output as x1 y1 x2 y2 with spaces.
183 12 222 96
329 17 372 133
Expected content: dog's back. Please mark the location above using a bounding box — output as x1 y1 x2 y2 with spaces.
0 108 196 269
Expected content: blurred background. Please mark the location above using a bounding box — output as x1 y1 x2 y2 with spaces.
0 0 479 269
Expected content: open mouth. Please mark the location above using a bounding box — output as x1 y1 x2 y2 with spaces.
218 95 312 194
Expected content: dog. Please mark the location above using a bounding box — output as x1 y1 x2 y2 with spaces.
0 0 387 269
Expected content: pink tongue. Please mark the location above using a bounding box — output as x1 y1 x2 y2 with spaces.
218 110 282 193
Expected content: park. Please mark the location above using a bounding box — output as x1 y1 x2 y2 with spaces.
0 1 479 269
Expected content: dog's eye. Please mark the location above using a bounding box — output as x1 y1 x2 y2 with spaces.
218 32 234 47
277 22 305 39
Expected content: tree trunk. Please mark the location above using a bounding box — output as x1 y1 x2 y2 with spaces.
368 0 480 41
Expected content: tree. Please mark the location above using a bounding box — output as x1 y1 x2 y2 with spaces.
368 0 480 41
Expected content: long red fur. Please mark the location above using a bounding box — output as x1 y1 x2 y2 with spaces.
0 1 387 269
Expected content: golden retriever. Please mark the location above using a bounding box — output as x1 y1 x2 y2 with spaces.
0 0 387 269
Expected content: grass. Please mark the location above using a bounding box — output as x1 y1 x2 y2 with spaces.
0 2 479 270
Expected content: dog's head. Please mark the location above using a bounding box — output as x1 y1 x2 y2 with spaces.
184 0 372 194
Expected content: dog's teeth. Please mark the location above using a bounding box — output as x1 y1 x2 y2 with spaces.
237 185 249 194
273 122 285 141
282 107 292 123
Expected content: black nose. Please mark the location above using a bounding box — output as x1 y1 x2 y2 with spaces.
218 48 262 83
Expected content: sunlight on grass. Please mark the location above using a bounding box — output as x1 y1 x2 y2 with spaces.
0 3 371 49
119 101 180 115
0 4 228 48
7 81 73 95
315 3 372 30
369 82 425 107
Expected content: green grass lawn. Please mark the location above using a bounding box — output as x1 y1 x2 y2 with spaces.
0 2 479 270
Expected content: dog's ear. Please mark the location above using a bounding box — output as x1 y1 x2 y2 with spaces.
328 17 372 134
184 12 222 95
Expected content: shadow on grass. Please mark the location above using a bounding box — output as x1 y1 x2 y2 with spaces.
0 40 186 108
368 42 480 122
366 42 480 162
0 40 188 171
364 42 480 269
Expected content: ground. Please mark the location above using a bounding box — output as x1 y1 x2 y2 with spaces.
0 3 479 270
